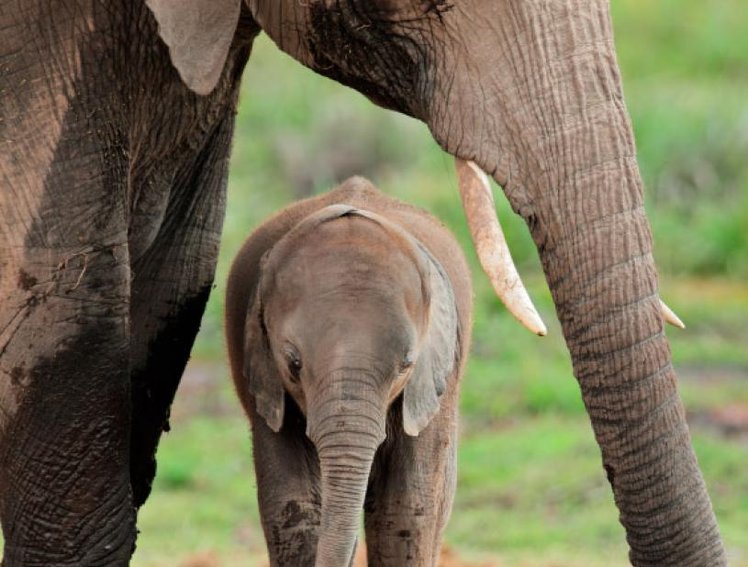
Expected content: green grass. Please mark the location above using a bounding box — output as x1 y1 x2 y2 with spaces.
131 0 748 564
133 388 748 566
134 415 265 566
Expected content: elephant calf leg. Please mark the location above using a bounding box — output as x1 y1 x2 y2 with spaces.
250 407 323 566
364 411 458 567
364 497 446 566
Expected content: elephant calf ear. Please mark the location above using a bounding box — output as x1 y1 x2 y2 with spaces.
403 247 459 436
243 293 285 432
146 0 241 95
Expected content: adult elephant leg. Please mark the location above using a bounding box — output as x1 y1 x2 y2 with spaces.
0 29 136 556
0 249 134 566
249 402 322 567
128 111 236 507
0 157 134 564
364 401 458 567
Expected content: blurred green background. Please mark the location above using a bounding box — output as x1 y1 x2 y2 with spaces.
133 1 748 565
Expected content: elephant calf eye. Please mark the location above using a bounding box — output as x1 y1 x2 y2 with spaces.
399 352 414 373
282 343 302 382
288 356 302 382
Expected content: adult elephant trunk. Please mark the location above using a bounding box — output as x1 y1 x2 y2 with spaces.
449 5 727 564
306 375 386 567
531 162 725 565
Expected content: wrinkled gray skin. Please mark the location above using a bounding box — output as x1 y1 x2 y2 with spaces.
0 0 725 565
226 178 472 566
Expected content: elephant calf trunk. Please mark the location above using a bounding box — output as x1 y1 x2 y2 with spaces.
310 408 385 567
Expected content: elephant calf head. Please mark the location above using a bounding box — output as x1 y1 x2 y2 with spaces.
245 203 458 438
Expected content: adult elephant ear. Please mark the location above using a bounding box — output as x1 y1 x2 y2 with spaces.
403 244 459 437
146 0 241 95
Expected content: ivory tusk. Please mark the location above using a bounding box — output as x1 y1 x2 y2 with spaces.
660 299 685 329
455 158 548 336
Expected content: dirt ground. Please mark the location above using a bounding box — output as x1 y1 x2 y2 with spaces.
178 545 499 567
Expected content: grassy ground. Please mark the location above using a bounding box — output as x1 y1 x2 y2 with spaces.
133 284 748 566
132 0 746 564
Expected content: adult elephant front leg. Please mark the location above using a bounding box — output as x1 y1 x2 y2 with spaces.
0 117 135 565
128 112 236 507
0 251 135 566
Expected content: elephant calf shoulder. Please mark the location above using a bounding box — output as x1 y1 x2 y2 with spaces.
225 176 472 567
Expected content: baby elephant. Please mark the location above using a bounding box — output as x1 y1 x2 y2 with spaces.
225 177 472 567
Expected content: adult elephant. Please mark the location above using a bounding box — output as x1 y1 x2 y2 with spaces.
0 1 724 566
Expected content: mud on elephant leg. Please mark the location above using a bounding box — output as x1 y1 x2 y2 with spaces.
364 403 458 567
0 243 135 566
128 114 235 507
249 402 322 567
